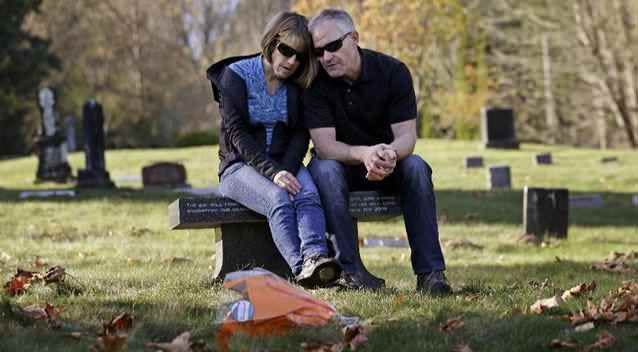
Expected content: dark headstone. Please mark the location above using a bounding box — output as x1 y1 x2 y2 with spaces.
535 153 552 165
142 162 188 188
465 156 484 169
481 107 520 149
569 194 604 208
487 165 511 189
77 99 114 188
523 187 569 240
64 116 77 152
35 87 72 183
600 156 618 163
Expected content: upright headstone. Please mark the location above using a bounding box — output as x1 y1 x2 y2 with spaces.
481 107 520 149
534 152 553 165
77 99 114 188
64 115 77 152
142 162 189 188
465 156 484 169
523 187 569 240
35 87 72 183
488 165 511 190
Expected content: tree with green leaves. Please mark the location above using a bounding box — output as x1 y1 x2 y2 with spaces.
0 0 60 156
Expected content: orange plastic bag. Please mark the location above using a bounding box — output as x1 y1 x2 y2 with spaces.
215 268 336 351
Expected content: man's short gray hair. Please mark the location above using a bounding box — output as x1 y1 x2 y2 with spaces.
308 8 355 35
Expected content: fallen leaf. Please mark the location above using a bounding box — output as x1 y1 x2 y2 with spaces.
343 323 368 351
0 251 11 262
451 343 473 352
582 331 615 352
17 303 63 328
301 342 343 352
34 256 47 268
562 281 596 301
127 257 142 265
440 317 464 333
103 313 134 336
145 331 193 352
574 322 595 333
549 338 579 349
531 295 564 314
518 234 541 245
608 251 638 262
90 334 128 352
4 268 36 296
44 265 66 284
443 240 483 251
19 305 49 320
591 260 635 274
163 257 193 264
68 332 84 339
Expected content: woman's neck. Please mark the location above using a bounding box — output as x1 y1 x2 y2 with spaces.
262 57 281 94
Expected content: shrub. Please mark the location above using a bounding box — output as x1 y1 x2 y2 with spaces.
175 130 219 147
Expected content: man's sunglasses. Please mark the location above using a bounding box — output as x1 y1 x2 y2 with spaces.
314 32 351 57
276 42 304 61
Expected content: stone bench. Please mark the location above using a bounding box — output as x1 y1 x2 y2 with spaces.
168 189 402 281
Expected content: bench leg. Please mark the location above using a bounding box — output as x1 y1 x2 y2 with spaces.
352 220 386 288
212 223 293 282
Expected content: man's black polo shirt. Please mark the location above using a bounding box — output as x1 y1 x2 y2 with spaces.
303 48 417 146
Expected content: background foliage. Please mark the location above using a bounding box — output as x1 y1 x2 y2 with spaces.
2 0 638 156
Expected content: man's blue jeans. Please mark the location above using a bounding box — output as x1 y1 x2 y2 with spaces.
219 162 329 275
308 155 446 275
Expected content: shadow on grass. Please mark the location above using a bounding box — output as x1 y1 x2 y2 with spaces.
1 187 636 227
1 261 637 352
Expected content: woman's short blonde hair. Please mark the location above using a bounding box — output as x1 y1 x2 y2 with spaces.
261 12 318 88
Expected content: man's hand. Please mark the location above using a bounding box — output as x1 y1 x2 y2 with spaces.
364 144 397 181
273 170 301 195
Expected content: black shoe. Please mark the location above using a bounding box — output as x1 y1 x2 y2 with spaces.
417 271 452 296
336 271 385 291
295 256 341 288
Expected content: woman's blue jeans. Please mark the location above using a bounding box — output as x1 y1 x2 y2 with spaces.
219 163 329 275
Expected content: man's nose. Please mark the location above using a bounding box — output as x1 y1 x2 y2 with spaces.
322 50 334 62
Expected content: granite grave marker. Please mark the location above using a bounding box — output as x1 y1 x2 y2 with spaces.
523 186 569 239
481 107 520 149
77 99 114 188
487 165 512 189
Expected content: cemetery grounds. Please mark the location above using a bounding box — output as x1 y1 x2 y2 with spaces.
0 139 637 351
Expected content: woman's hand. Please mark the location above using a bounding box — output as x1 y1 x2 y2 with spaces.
273 170 301 195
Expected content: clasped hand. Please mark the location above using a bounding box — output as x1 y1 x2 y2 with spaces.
364 144 397 181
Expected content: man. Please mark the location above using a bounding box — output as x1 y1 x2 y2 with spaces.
304 8 451 295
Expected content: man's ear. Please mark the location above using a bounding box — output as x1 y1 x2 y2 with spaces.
351 31 359 44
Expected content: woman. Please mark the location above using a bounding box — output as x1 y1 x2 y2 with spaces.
206 12 340 288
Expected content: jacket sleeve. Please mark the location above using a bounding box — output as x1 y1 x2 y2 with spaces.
219 68 283 180
279 127 309 176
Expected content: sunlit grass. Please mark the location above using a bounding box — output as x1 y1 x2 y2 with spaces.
1 140 637 351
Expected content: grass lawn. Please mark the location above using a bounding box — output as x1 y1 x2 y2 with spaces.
1 139 637 351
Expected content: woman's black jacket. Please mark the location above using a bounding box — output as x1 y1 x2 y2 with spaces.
206 54 309 180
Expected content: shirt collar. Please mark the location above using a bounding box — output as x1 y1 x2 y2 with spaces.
351 47 373 85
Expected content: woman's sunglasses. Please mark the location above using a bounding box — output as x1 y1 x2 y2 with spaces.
314 32 351 57
276 42 305 61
